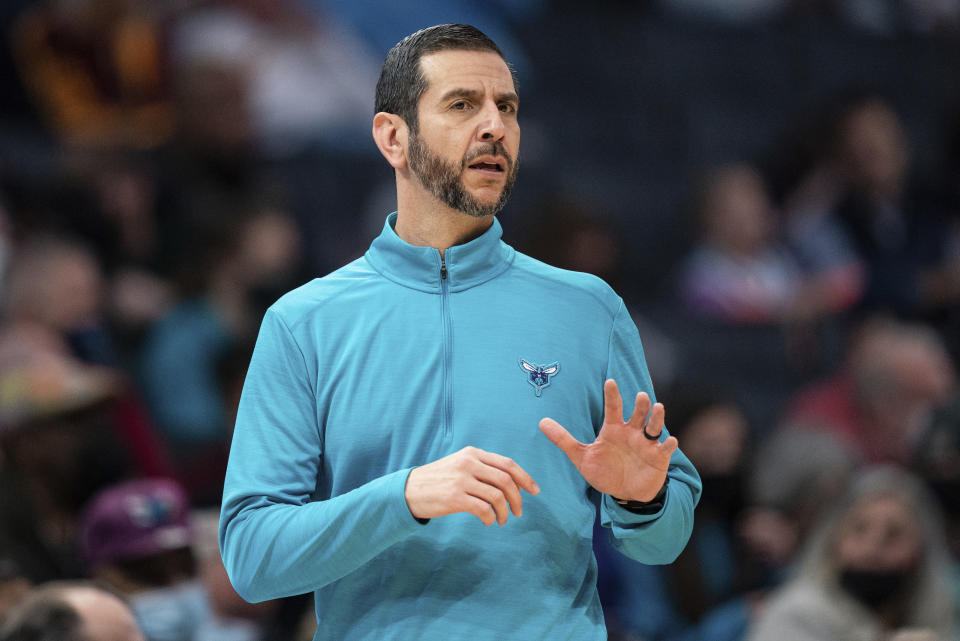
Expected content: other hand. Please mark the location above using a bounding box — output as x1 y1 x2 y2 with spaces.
539 379 677 502
404 446 540 526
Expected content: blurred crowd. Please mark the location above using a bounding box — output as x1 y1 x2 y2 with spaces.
0 1 959 640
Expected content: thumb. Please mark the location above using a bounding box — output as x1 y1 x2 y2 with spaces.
539 418 585 467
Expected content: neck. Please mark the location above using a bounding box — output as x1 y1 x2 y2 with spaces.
394 173 495 255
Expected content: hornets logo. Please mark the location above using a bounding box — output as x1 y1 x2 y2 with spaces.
519 359 559 397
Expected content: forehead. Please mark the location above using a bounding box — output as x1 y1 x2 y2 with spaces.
418 49 516 99
844 494 915 527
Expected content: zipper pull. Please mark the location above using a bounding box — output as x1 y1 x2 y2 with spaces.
440 255 447 280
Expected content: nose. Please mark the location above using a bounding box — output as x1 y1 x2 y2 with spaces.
478 101 505 142
853 522 898 568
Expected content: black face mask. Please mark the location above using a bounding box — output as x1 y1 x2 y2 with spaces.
929 477 960 518
838 568 912 611
698 472 745 520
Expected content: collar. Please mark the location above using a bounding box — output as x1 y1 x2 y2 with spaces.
365 212 515 293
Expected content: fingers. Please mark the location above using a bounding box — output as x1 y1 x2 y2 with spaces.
539 418 586 468
472 461 525 518
466 476 512 525
661 435 679 458
643 399 665 440
628 391 652 429
478 450 541 496
603 379 623 423
460 447 540 526
462 495 498 527
609 382 666 441
625 391 665 441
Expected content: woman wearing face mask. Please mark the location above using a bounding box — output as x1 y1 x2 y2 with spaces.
747 465 957 641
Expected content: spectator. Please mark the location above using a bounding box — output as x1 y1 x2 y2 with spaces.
0 581 145 641
671 163 851 419
748 465 957 641
786 95 958 320
743 429 859 588
1 237 174 478
0 154 173 363
780 316 956 464
677 164 808 324
0 331 132 582
79 478 274 641
2 236 112 364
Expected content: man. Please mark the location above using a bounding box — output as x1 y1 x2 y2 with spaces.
780 316 955 464
219 24 701 640
0 582 145 641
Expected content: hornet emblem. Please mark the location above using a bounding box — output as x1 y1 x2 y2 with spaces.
519 359 559 397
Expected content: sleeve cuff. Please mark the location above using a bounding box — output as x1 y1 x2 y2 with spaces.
610 477 669 515
604 484 669 524
398 467 430 526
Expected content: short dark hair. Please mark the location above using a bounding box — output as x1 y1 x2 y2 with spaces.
375 24 514 132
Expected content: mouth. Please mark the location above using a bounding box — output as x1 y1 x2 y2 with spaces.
467 156 506 174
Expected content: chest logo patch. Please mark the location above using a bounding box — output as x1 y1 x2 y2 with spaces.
519 359 559 397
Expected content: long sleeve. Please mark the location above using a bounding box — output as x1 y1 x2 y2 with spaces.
218 309 423 603
598 300 701 564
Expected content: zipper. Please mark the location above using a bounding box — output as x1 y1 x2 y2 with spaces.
439 253 452 441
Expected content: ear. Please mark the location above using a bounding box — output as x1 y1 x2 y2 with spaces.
372 112 409 170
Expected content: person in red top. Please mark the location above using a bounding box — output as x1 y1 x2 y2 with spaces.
781 317 955 464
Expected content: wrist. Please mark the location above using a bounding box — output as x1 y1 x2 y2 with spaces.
610 477 669 515
404 467 430 524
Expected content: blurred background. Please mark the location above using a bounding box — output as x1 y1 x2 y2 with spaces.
0 1 958 640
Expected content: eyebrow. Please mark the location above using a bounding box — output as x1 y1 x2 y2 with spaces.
438 87 519 105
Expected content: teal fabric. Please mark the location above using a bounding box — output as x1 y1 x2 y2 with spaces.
219 213 701 641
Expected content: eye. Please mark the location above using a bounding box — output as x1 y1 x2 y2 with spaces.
451 101 470 111
499 102 517 114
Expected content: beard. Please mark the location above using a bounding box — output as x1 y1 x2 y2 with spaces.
407 132 518 218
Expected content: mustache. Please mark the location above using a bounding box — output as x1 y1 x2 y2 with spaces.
462 142 513 170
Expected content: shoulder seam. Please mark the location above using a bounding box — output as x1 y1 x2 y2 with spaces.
603 298 626 382
267 308 321 446
509 254 619 314
271 258 380 324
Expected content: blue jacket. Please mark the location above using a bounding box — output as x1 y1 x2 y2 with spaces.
219 213 701 640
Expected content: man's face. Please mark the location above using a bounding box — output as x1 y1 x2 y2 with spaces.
407 50 520 218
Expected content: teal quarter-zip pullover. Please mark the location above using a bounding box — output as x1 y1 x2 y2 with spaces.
219 213 701 640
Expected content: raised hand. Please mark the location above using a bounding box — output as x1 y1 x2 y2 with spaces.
404 446 540 526
539 379 678 502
